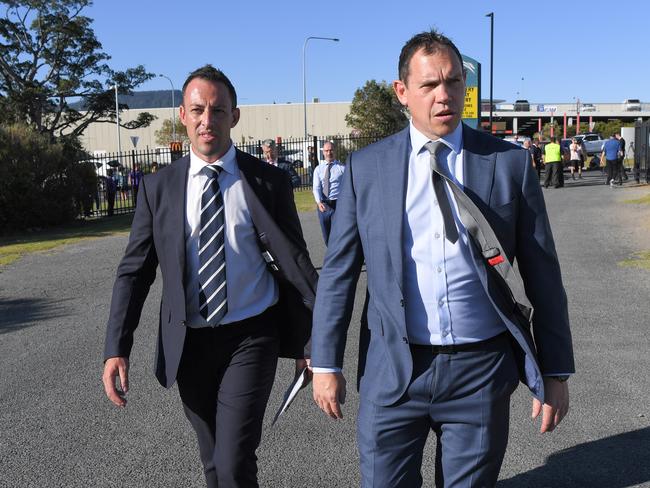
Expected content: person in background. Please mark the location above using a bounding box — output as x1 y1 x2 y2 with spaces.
543 136 563 188
312 141 345 244
151 161 159 173
105 169 117 216
602 134 621 186
128 163 144 205
569 137 583 180
531 137 544 180
615 133 627 181
261 139 301 188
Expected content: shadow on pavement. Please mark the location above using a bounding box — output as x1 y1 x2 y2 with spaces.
0 297 70 334
498 427 650 487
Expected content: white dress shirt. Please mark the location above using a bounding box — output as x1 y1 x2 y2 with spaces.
404 122 505 345
184 144 278 327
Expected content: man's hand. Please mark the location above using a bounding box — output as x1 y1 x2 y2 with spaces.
317 202 328 213
532 377 570 433
102 357 130 407
313 372 346 419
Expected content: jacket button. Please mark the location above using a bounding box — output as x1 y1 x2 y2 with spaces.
180 320 186 327
402 337 408 344
400 299 405 307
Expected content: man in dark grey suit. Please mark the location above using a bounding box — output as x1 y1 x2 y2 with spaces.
311 31 574 487
102 65 317 488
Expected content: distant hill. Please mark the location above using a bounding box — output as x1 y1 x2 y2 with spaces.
69 89 183 110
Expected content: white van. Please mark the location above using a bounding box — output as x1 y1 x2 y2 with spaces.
623 99 641 111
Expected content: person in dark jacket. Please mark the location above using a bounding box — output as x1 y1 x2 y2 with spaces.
261 139 301 188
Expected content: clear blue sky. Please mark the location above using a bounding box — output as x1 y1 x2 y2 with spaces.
86 0 646 105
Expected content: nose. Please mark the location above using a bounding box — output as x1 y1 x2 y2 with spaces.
200 109 213 127
436 83 452 104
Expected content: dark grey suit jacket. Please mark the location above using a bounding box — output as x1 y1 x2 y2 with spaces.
104 149 317 388
311 124 574 406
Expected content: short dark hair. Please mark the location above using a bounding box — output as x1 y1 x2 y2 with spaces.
182 64 238 108
550 136 557 143
398 29 464 84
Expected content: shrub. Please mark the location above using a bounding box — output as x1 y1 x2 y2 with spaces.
0 124 89 232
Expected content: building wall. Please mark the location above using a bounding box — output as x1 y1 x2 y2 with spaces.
77 102 353 153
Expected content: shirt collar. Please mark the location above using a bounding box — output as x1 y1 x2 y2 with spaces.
409 121 463 156
188 143 237 177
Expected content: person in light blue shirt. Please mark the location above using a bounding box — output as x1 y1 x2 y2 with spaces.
602 135 621 185
311 29 574 487
312 141 345 244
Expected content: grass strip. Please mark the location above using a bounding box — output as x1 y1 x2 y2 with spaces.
1 191 315 268
0 214 133 268
619 251 650 270
623 192 650 205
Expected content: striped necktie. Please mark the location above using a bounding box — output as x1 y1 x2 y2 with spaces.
198 165 227 326
424 141 459 244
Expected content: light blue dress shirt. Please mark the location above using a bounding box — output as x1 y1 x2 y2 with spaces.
404 123 505 346
312 160 345 203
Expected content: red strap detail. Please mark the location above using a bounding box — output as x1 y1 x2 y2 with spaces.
488 255 505 266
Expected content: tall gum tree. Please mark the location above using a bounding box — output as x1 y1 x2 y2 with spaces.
0 0 155 140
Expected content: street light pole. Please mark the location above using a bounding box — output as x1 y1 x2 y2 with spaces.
303 36 339 139
159 74 177 142
485 12 494 133
113 84 122 155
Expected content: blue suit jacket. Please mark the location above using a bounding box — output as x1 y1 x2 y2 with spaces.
311 124 574 405
104 150 317 388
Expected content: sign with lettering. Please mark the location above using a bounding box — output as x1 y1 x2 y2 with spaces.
463 87 479 119
461 55 481 129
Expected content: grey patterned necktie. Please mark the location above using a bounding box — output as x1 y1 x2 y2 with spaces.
198 165 227 326
424 141 459 244
322 162 332 199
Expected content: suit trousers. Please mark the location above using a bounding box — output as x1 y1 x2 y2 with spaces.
317 200 336 245
356 333 519 488
176 306 280 488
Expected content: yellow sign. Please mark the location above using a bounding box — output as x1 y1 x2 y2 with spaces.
462 86 478 119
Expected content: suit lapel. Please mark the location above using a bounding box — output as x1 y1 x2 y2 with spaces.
169 156 189 276
236 150 270 212
462 124 495 206
377 128 410 292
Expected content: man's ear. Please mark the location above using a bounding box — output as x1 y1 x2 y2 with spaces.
393 80 408 107
231 107 240 128
179 104 187 127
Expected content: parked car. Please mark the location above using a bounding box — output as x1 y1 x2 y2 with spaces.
578 133 605 155
514 99 530 111
503 135 530 146
580 103 596 112
623 99 641 111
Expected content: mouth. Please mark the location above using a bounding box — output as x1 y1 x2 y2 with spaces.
199 132 215 143
434 110 456 121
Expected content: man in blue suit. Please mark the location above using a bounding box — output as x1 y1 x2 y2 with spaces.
311 31 574 487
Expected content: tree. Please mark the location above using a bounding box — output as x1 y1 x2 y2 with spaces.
0 0 155 140
155 117 188 146
0 123 88 231
345 80 408 137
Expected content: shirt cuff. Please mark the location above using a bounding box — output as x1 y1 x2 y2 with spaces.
311 367 342 374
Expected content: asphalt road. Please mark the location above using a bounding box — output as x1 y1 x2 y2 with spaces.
1 171 649 487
